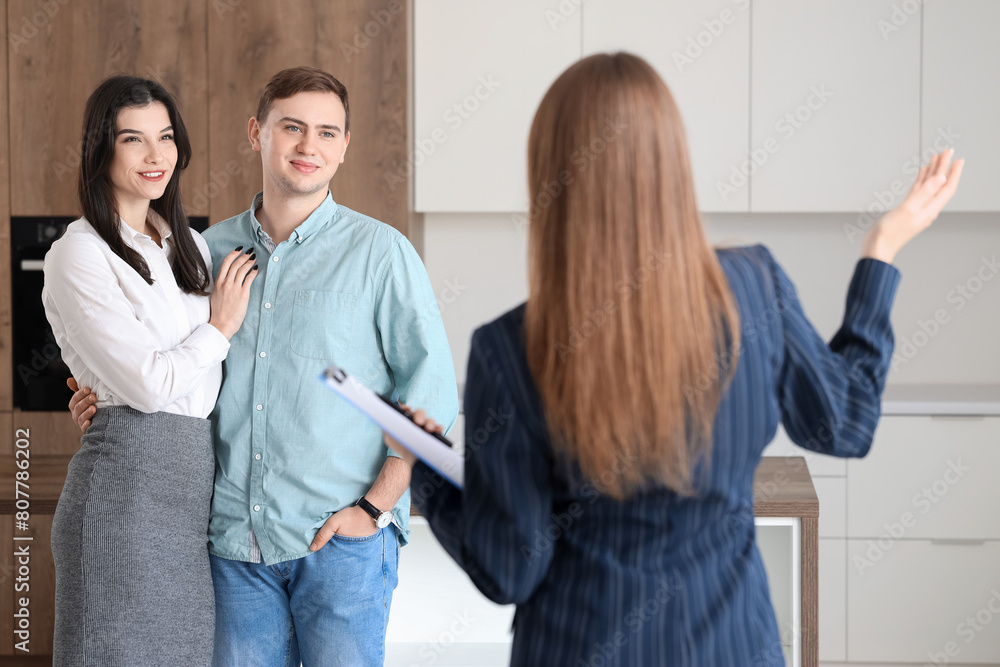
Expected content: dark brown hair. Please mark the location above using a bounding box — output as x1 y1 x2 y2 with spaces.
524 53 740 499
78 75 209 295
256 66 350 132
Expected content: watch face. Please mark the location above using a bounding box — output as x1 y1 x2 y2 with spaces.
376 512 392 529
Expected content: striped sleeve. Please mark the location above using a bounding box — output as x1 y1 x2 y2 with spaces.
411 325 554 605
766 248 902 458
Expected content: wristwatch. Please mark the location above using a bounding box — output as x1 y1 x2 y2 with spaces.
356 496 395 529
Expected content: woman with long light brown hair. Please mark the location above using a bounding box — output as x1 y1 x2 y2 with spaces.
386 52 962 665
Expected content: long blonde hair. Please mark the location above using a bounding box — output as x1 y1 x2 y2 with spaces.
524 53 740 499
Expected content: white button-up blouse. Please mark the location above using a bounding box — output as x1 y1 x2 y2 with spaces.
42 212 229 417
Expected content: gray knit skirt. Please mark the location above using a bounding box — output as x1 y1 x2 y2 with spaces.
51 406 216 666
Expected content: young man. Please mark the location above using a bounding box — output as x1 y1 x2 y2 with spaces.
70 66 459 665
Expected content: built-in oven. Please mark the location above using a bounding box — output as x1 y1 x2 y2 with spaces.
12 215 209 411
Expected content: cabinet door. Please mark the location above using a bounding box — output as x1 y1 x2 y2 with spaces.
923 0 1000 211
414 0 581 212
7 0 209 216
582 0 750 212
847 416 1000 540
750 1 920 212
848 539 1000 663
387 521 515 646
208 0 408 231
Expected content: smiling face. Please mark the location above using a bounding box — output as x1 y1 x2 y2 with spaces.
250 90 350 199
108 102 178 211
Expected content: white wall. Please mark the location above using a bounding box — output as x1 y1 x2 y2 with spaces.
421 211 1000 388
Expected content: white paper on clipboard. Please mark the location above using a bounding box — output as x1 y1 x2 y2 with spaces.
319 365 464 489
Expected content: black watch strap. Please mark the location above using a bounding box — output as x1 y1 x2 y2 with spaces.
355 496 382 521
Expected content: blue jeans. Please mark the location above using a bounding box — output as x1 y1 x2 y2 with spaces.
210 527 400 667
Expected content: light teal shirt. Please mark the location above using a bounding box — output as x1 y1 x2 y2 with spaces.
203 192 458 565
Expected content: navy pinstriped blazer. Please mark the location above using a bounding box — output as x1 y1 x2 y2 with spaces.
411 245 901 666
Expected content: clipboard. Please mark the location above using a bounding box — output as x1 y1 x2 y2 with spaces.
319 365 464 489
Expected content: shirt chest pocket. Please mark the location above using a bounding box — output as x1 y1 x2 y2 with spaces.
289 290 357 360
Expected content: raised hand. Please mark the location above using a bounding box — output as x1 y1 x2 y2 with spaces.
863 148 964 263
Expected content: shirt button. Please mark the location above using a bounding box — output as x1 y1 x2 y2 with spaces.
253 505 261 512
260 351 266 358
256 404 263 411
255 453 261 460
264 303 271 309
272 256 280 262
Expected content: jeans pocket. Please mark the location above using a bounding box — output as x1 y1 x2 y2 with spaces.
331 529 380 543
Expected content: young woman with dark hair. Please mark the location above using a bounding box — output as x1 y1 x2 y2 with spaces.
42 75 257 666
385 52 963 665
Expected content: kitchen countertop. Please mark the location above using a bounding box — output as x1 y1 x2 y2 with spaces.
881 383 1000 416
411 456 818 518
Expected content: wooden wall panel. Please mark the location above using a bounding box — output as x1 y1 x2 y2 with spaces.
0 413 60 658
7 0 209 216
0 0 11 411
0 514 12 656
207 0 408 233
10 410 83 459
3 514 56 656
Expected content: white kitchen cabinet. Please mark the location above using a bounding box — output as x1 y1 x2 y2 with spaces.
818 539 846 663
750 1 920 212
582 0 750 212
414 0 581 212
761 423 847 477
847 416 1000 540
757 520 797 667
923 0 1000 211
389 519 811 667
386 520 515 666
847 539 1000 663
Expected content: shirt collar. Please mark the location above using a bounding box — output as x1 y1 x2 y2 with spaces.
249 190 338 245
118 209 174 244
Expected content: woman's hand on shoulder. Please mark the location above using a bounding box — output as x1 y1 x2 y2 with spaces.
208 247 259 339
